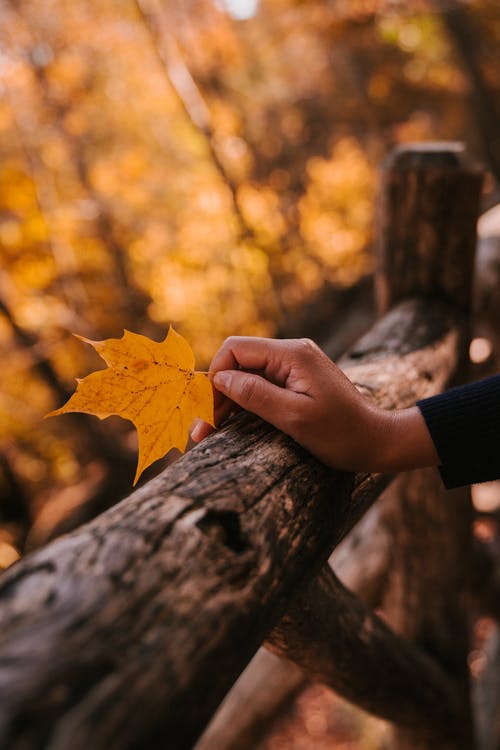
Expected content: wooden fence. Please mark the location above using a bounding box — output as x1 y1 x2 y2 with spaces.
0 143 496 750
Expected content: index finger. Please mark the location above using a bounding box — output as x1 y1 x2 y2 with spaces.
209 336 290 385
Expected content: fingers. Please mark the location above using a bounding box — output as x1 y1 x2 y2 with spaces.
209 337 292 387
212 369 303 430
190 398 239 442
190 367 293 443
208 337 291 430
192 336 319 445
190 418 214 442
209 336 273 372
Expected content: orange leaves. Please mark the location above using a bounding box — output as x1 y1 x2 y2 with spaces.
47 327 214 485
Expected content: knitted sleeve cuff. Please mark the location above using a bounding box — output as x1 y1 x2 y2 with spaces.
417 374 500 489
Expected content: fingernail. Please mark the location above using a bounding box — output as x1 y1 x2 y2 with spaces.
214 371 231 390
191 422 203 441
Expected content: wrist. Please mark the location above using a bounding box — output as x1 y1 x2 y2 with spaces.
374 406 440 473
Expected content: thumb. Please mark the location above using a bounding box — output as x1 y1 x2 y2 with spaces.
213 370 299 429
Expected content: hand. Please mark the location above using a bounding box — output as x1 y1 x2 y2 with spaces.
191 337 439 474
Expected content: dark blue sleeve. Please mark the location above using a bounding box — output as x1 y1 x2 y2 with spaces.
417 374 500 489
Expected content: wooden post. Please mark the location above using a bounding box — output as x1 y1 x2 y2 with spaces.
377 143 483 749
376 142 482 315
383 472 475 749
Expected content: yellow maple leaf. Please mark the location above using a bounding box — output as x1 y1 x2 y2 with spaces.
47 327 214 485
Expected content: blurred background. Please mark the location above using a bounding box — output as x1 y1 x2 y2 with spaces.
0 1 499 744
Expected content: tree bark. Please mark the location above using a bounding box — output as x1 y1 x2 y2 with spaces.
195 486 400 750
329 484 395 607
376 142 482 315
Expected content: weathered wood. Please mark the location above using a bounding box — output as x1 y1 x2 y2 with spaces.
195 489 396 750
1 417 340 750
376 142 483 314
382 475 474 750
329 485 395 607
266 565 464 747
0 297 462 750
374 142 481 750
262 458 473 750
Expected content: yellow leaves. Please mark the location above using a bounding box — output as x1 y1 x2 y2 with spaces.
47 327 214 485
299 137 375 285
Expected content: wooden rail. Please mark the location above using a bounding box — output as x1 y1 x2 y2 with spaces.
0 144 484 750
